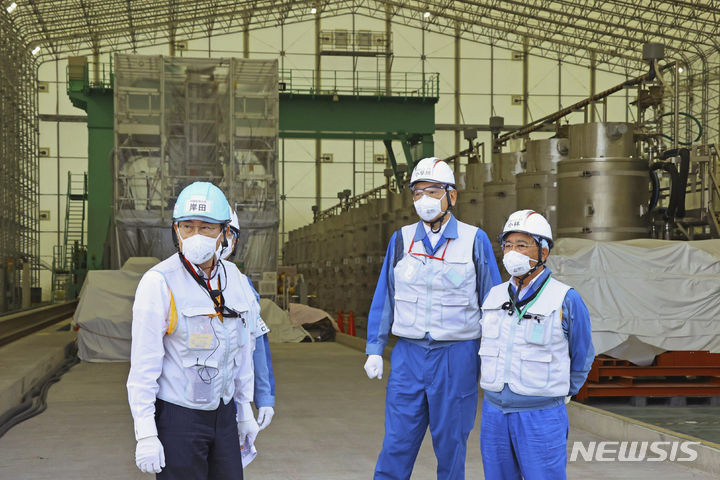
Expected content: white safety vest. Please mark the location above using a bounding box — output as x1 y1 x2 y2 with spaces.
391 220 482 341
150 254 257 409
479 276 571 397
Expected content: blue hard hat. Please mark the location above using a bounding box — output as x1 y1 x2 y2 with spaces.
173 182 231 223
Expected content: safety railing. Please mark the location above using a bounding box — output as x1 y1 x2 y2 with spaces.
67 58 114 93
279 69 439 99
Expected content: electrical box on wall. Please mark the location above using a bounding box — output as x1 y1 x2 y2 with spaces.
320 153 334 163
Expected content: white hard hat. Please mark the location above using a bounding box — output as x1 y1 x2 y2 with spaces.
410 157 456 187
501 209 553 249
229 209 239 234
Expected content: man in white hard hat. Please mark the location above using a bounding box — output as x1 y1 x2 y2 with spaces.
364 157 501 479
478 210 594 480
219 209 276 432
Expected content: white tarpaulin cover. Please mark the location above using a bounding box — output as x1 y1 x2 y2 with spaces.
547 238 720 365
260 299 311 343
72 257 159 362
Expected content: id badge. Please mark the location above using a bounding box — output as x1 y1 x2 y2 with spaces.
188 318 215 350
192 370 213 403
444 267 463 287
189 333 213 349
529 321 546 344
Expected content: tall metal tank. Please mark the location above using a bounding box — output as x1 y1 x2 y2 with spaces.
456 161 491 228
516 138 568 232
558 122 649 240
484 151 523 261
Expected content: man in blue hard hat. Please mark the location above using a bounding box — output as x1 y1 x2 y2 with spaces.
127 181 260 479
364 157 501 480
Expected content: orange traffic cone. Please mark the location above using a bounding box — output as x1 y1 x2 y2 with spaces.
337 310 345 333
348 311 356 337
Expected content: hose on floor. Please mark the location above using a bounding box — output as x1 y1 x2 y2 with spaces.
0 340 80 438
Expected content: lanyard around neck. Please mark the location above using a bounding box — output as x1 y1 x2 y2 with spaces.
408 237 450 261
507 274 551 323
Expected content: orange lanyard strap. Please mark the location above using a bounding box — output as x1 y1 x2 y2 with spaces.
408 237 450 261
206 278 223 321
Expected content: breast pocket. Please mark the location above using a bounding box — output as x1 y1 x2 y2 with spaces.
181 356 219 404
441 294 469 328
478 344 500 384
523 313 554 345
394 293 418 326
519 351 551 389
183 308 219 351
480 310 502 339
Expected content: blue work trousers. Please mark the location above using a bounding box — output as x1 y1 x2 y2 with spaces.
480 399 569 480
156 398 243 480
374 338 480 480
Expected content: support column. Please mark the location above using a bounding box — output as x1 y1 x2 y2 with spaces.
590 50 597 122
314 10 322 209
385 5 392 95
454 22 461 171
243 18 250 58
522 37 529 126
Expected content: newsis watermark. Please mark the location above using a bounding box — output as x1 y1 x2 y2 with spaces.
569 441 701 462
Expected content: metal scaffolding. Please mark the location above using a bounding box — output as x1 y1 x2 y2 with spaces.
113 54 279 284
0 9 39 313
9 1 720 135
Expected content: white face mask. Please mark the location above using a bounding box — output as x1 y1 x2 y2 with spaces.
502 250 534 277
180 231 221 265
414 193 446 222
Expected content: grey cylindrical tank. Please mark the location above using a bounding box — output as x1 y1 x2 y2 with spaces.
466 161 492 189
557 122 649 240
457 161 490 227
516 171 558 230
491 152 524 182
483 182 517 262
516 138 568 232
525 138 568 173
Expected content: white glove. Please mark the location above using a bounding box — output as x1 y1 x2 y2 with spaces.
237 402 260 447
135 435 165 474
364 355 384 379
256 406 274 430
565 395 572 404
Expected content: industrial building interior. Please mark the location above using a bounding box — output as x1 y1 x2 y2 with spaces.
1 1 720 479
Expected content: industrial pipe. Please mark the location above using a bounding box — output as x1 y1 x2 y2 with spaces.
660 148 690 218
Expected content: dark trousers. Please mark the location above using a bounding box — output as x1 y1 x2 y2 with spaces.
156 398 243 480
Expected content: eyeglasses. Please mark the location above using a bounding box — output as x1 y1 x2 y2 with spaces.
502 241 533 253
411 186 446 200
177 223 222 237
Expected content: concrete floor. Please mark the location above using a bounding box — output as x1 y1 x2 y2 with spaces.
587 399 720 444
0 342 716 479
